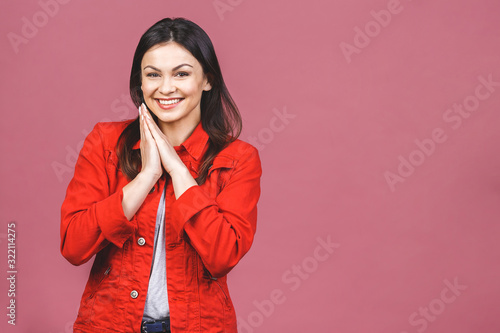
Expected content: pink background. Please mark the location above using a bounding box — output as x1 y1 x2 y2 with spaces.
1 0 500 332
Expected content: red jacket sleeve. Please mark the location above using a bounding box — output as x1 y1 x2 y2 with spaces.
171 144 262 278
60 123 137 266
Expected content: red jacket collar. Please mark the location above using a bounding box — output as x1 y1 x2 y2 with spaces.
132 121 209 161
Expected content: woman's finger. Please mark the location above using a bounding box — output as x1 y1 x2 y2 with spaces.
141 104 157 142
142 106 188 176
140 104 160 159
140 105 154 149
143 108 171 146
139 105 144 140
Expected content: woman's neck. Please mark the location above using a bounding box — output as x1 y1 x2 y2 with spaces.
159 119 199 147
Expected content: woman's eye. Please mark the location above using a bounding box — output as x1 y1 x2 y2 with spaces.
146 73 160 78
176 72 189 77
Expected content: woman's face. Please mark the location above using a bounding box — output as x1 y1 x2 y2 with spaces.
140 42 211 131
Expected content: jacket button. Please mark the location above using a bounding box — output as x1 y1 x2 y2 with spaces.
137 237 146 246
130 290 138 299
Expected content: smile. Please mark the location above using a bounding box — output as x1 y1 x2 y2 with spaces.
157 98 183 105
155 98 184 109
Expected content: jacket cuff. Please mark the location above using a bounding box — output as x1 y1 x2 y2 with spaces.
95 188 137 248
171 185 215 237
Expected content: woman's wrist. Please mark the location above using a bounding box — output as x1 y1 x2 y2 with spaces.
170 166 198 200
122 170 161 221
137 169 162 185
168 164 190 179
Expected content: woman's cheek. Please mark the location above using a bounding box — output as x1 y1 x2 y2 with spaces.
141 83 155 95
181 78 201 95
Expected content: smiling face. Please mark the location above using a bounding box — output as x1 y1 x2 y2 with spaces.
140 42 212 132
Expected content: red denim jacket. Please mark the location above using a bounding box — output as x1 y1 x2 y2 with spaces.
60 119 262 332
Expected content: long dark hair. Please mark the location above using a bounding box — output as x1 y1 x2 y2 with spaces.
117 17 242 185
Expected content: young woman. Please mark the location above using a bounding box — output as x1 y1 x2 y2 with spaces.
60 17 262 333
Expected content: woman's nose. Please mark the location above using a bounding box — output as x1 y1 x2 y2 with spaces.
158 77 176 94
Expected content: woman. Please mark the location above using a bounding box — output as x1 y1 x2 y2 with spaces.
60 17 262 333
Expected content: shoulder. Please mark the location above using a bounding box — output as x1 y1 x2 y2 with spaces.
215 138 262 172
88 119 136 150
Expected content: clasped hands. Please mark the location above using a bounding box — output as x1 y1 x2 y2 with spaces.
138 103 188 181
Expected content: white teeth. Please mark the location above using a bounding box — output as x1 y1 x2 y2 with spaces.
158 99 182 105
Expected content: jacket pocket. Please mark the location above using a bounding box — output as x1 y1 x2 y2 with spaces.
88 266 114 324
87 266 112 300
207 157 235 192
202 266 230 306
208 157 234 176
213 279 229 304
77 266 112 324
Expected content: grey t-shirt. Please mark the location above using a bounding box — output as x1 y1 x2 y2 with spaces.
142 183 170 321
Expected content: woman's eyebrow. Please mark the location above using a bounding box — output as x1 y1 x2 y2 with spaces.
143 63 193 71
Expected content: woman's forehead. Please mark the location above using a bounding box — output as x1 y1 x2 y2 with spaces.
141 42 201 70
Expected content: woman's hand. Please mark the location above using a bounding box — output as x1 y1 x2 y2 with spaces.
142 105 188 177
120 104 165 221
139 104 163 181
141 104 198 199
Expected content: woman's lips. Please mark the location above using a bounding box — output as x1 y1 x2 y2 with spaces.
156 98 184 109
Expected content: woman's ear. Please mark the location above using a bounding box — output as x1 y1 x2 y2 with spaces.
203 73 213 91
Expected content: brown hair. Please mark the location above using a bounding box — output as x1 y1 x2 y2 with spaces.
116 17 241 185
